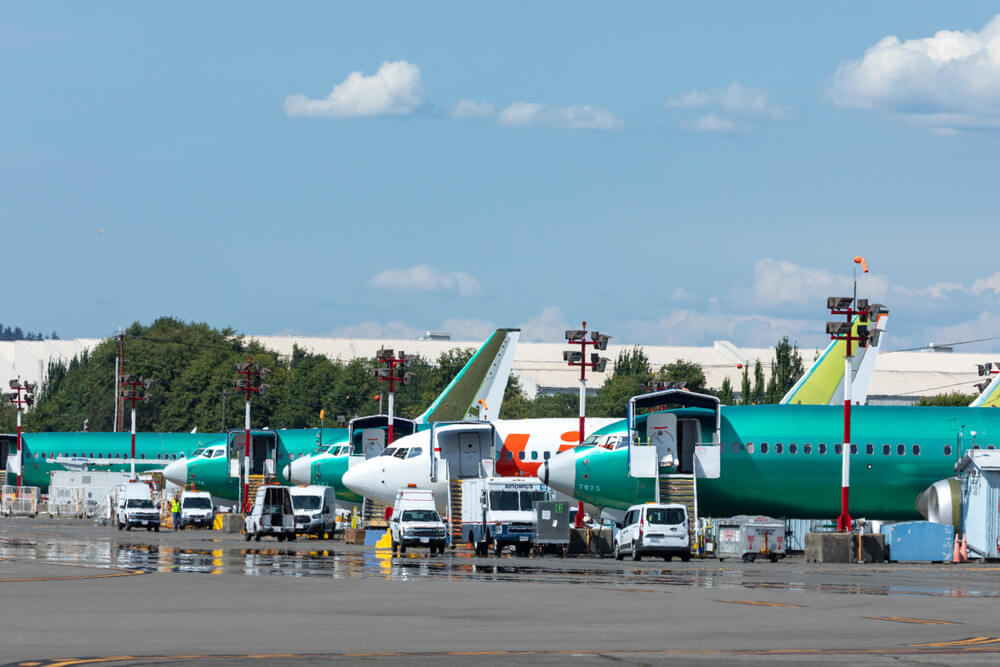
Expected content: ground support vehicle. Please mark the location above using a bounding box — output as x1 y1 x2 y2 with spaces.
461 477 551 557
289 485 337 538
390 488 447 555
115 482 161 532
178 490 215 529
244 485 296 542
715 515 786 562
532 500 570 557
614 503 690 562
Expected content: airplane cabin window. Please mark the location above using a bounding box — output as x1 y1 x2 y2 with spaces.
803 443 812 455
518 451 525 460
850 444 858 455
760 443 769 454
897 444 905 456
835 444 842 455
731 442 741 453
505 451 513 460
865 444 874 455
818 443 826 455
912 444 921 456
531 451 538 460
989 445 996 450
789 443 797 454
745 443 755 454
544 451 550 460
883 444 891 455
944 445 953 456
775 443 783 454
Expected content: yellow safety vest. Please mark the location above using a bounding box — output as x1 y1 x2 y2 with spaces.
171 500 180 513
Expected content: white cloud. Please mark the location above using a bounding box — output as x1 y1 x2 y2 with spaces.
667 83 789 119
972 272 1000 296
451 100 495 118
285 60 423 118
367 265 481 296
439 318 499 341
829 14 1000 129
924 311 1000 352
736 259 889 308
670 287 693 301
517 306 570 341
685 113 737 133
498 102 624 130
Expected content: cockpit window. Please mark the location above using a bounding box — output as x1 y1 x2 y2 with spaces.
393 448 409 459
192 448 204 457
581 435 600 447
406 447 422 458
379 447 397 457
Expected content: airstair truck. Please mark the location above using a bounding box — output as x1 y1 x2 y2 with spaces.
462 477 551 557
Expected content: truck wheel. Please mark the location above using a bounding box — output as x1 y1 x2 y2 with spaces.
769 554 779 563
742 553 755 563
399 543 406 555
289 533 296 541
254 533 261 542
154 526 160 533
615 541 624 561
244 532 251 542
493 539 502 556
277 535 285 542
125 524 131 531
681 553 691 562
391 540 398 556
118 521 124 531
663 555 672 562
631 541 642 562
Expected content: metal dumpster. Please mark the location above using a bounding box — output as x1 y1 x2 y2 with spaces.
714 515 787 562
881 521 954 562
533 501 570 556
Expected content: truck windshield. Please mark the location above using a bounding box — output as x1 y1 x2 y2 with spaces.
489 491 520 511
291 496 321 510
520 491 549 511
646 508 685 525
126 499 154 509
402 509 439 522
183 497 212 509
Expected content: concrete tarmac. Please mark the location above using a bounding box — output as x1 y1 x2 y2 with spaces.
2 517 1000 666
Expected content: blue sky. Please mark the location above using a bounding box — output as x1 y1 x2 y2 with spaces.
4 3 1000 353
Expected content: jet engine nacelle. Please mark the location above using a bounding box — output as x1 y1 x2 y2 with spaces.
915 477 961 526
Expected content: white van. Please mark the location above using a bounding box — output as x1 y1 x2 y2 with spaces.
390 488 447 555
244 485 296 542
614 503 690 562
115 481 161 532
179 490 215 529
288 485 337 538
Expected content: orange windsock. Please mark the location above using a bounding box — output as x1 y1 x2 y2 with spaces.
853 256 869 273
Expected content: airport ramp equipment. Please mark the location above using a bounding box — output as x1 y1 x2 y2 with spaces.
532 500 570 556
880 521 954 562
1 485 39 517
714 515 787 562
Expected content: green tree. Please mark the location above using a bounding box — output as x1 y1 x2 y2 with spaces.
740 365 751 405
916 392 977 407
718 377 734 405
765 337 805 404
591 347 652 417
656 359 707 392
752 360 765 405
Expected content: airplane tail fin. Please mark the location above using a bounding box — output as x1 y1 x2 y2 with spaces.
780 307 888 405
415 328 520 423
969 370 1000 407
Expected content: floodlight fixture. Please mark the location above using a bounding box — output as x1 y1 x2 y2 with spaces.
235 362 251 373
4 391 16 401
8 380 17 389
592 333 611 350
826 321 852 336
827 296 854 310
563 350 582 363
565 329 586 342
377 348 394 361
234 379 248 389
258 384 269 396
855 298 869 312
593 357 609 373
400 372 415 386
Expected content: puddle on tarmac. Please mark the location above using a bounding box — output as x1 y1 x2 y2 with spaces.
1 534 997 598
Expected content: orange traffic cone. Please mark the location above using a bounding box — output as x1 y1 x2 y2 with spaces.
952 534 961 563
960 534 969 563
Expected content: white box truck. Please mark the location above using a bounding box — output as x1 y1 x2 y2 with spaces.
115 481 161 532
461 477 551 557
390 488 447 555
288 485 337 538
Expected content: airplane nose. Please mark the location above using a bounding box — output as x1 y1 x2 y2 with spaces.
545 452 577 496
288 456 312 484
341 464 376 500
163 459 188 486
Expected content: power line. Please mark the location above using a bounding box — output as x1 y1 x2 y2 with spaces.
888 336 1000 353
895 379 983 396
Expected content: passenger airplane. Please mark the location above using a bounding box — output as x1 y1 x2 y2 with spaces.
539 387 1000 524
164 328 521 501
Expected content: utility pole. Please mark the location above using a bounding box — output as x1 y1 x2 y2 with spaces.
114 328 124 432
119 375 152 480
826 256 874 533
374 348 414 445
234 358 270 513
5 377 35 487
564 323 611 526
220 389 230 432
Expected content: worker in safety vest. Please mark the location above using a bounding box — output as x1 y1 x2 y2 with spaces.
170 495 181 530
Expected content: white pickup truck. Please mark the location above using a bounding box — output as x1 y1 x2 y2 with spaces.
179 490 215 529
115 481 161 532
390 488 447 555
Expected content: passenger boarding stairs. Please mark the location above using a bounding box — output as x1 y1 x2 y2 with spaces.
362 498 388 528
244 474 266 513
658 473 697 547
0 471 7 487
448 478 463 546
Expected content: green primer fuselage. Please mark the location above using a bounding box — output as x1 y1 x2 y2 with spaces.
569 405 996 520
